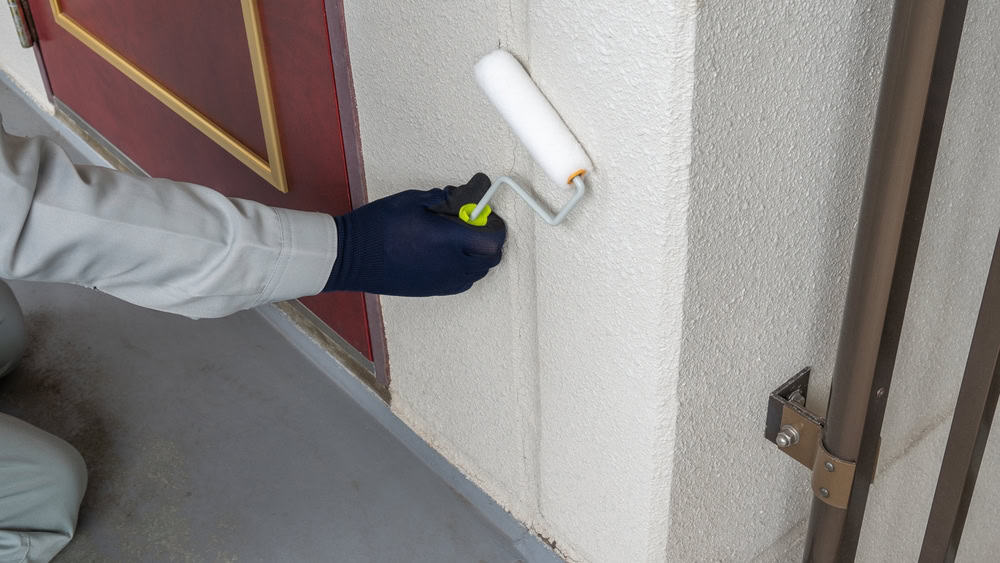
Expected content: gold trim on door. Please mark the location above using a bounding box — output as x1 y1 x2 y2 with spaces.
49 0 288 193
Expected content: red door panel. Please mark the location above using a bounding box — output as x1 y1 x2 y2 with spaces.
59 0 267 156
27 0 373 359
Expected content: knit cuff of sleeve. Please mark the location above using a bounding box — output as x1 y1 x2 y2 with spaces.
263 208 338 303
322 210 386 293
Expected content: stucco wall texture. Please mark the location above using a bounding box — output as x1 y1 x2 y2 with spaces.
343 2 694 562
675 0 1000 561
669 1 891 559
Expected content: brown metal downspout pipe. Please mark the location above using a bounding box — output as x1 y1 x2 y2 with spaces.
803 1 968 560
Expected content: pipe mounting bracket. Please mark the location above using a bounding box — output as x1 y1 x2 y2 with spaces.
765 368 865 509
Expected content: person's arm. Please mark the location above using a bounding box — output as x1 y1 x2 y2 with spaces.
0 121 505 318
0 120 337 318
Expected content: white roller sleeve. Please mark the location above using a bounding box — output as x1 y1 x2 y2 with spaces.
475 50 592 186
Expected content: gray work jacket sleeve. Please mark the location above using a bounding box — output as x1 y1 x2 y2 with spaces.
0 122 337 318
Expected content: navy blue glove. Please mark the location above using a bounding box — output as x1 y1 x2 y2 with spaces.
323 173 506 296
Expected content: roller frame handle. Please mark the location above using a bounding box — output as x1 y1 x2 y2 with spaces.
468 175 586 226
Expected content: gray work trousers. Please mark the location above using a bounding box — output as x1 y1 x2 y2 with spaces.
0 413 86 563
0 282 86 563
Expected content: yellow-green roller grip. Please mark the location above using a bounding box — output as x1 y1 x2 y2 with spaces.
459 203 491 227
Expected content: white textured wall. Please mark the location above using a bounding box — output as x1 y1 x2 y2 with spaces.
673 1 1000 561
0 14 50 109
669 1 891 559
342 1 694 561
529 2 693 561
343 0 541 532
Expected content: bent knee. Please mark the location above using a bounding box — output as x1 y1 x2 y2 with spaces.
33 433 88 516
0 416 88 536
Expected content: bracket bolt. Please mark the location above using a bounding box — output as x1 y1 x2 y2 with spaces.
824 461 835 472
788 389 806 406
819 487 830 498
775 425 800 448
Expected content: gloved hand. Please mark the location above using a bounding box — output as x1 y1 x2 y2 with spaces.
323 173 506 296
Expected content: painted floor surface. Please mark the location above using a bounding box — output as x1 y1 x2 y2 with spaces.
0 84 529 561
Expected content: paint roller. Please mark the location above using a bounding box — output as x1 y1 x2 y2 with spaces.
459 49 592 226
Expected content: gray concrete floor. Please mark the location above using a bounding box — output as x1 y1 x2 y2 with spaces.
0 81 534 562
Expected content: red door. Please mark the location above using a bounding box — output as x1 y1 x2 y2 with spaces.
26 0 378 363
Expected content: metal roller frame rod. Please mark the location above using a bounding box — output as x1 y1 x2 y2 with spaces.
803 0 968 560
469 176 586 226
